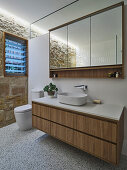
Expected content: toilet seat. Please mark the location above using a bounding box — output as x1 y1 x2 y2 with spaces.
14 88 43 131
14 104 32 113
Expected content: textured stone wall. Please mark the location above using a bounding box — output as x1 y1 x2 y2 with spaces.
0 13 40 127
0 76 28 127
0 12 41 39
50 38 76 69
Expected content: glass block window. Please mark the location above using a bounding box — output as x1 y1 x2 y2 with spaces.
4 33 28 76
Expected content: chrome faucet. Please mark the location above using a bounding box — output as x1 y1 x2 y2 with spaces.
74 85 88 91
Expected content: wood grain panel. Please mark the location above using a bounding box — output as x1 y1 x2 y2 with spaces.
32 103 50 120
75 114 117 143
50 67 123 79
32 115 50 134
40 105 50 120
32 103 40 116
50 107 74 128
51 122 73 145
32 115 36 127
32 102 123 165
117 110 124 164
74 131 117 164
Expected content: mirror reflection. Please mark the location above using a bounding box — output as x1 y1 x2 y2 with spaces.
91 6 122 66
50 5 122 69
50 26 68 69
68 18 90 67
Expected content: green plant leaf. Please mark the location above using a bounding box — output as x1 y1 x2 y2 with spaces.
43 85 49 92
43 82 58 93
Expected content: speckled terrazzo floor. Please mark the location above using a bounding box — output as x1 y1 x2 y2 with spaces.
0 123 127 170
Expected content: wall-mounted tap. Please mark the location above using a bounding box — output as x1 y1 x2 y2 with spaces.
74 85 88 92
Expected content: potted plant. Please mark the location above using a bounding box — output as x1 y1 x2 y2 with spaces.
43 83 58 96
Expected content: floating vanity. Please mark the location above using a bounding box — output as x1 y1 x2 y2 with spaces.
32 97 124 165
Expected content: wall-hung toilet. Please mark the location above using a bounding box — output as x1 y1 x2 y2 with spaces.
14 89 43 130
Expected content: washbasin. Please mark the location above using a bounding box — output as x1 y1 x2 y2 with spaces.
57 92 87 106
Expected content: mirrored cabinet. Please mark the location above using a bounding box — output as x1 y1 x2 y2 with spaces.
91 6 122 66
68 18 90 68
49 2 124 78
50 26 68 69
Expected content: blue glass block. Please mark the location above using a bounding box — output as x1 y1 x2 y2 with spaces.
5 53 26 59
6 70 26 73
5 47 26 53
5 64 26 68
5 37 27 75
6 58 26 64
5 41 26 49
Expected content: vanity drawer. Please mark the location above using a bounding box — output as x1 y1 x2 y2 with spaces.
32 115 50 134
32 103 50 120
75 114 117 143
50 108 74 128
74 131 117 164
51 122 74 145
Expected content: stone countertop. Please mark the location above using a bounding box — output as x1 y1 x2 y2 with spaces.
32 97 124 121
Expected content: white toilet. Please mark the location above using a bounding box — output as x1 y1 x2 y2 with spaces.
14 88 43 130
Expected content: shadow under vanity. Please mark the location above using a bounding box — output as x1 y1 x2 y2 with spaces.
32 2 124 165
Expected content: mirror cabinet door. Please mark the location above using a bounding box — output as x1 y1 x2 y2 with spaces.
91 6 122 66
50 26 68 69
68 18 90 68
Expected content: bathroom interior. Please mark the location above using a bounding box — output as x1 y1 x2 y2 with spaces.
0 0 127 169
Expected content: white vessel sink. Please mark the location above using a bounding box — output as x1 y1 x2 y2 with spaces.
57 93 87 106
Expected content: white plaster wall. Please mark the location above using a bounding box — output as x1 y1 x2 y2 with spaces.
28 34 51 104
28 6 127 156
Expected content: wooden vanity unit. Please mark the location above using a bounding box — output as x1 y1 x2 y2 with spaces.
32 98 124 165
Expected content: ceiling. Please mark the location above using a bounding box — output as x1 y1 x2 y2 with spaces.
0 0 77 23
0 0 126 33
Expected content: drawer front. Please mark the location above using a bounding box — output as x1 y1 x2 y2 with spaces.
50 108 74 128
51 122 73 145
75 114 117 143
32 103 50 120
32 115 50 134
74 131 117 164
